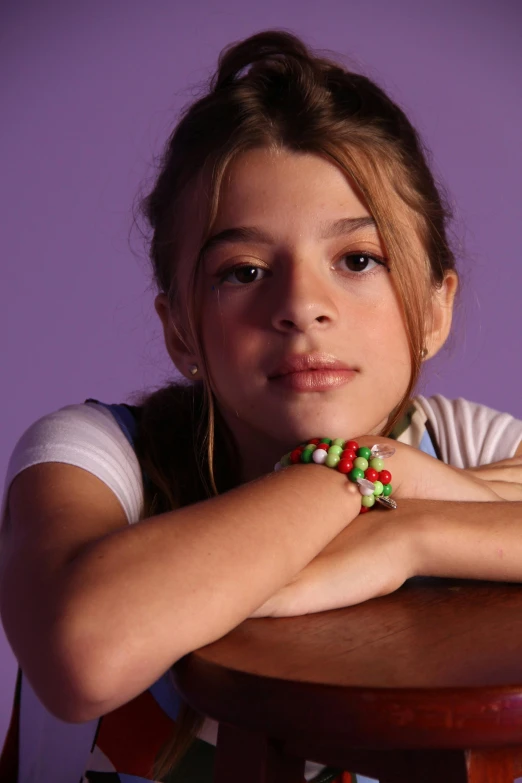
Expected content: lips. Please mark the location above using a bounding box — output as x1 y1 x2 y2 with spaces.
268 354 358 392
268 353 355 378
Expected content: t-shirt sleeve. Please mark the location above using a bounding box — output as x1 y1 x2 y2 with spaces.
414 394 522 468
1 401 144 528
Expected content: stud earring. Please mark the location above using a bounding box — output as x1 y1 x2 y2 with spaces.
188 364 199 376
420 347 428 360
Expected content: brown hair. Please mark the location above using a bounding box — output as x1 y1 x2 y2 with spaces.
128 29 458 779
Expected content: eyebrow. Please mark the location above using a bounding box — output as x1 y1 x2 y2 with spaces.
200 216 377 258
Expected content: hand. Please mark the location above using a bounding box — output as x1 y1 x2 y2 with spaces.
463 456 522 501
351 436 502 503
251 499 424 618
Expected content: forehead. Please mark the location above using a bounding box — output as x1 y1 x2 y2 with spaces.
213 147 372 231
174 146 378 294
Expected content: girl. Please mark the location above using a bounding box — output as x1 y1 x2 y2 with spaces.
1 29 522 783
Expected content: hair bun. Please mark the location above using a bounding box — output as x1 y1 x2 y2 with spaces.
212 29 311 92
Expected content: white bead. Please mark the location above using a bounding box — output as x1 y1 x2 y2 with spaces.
274 462 283 471
312 448 328 464
357 478 376 496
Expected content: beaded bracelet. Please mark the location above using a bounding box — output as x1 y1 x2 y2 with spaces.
275 438 397 513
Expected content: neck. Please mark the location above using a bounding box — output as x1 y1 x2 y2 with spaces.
215 406 394 486
215 412 292 484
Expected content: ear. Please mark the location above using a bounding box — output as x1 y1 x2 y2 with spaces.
423 270 459 360
154 293 201 381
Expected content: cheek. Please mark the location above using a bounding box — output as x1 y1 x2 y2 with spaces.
358 290 412 385
358 288 410 349
200 296 258 372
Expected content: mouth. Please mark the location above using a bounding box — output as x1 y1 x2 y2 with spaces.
268 354 358 392
269 368 357 392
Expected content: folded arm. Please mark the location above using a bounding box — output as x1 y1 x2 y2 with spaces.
251 441 522 618
252 497 522 618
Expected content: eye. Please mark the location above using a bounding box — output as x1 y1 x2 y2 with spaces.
220 264 268 285
337 252 388 274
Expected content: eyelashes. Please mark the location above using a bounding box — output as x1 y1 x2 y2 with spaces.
337 252 388 275
220 264 268 285
216 252 389 287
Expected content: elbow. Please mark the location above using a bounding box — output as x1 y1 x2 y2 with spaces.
2 595 189 723
49 624 186 723
10 622 120 724
21 642 113 725
48 629 124 723
0 614 106 724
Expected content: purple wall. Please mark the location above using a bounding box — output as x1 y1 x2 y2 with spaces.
1 0 521 751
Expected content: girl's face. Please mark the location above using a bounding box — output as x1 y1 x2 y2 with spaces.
195 147 413 479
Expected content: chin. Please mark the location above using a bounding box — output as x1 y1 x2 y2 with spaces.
281 417 360 444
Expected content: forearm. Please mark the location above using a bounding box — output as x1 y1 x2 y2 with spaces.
415 499 522 582
61 464 359 719
253 499 522 619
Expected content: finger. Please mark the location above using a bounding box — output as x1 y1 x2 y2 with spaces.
469 457 522 471
478 479 522 501
466 466 522 484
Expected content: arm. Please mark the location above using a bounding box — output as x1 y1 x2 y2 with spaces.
0 462 360 722
252 498 522 618
416 497 522 581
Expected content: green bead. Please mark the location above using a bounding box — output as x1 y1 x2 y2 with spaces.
281 453 291 467
354 457 369 471
357 446 372 460
382 483 392 496
305 443 317 452
321 438 332 445
325 453 340 468
301 448 315 463
328 444 343 456
349 467 365 482
332 438 345 448
369 457 384 471
361 494 376 508
373 481 384 496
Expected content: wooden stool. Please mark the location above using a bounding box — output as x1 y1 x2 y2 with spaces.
172 579 522 783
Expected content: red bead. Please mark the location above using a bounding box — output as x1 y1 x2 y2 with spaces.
379 470 392 484
317 443 330 451
346 440 359 452
364 468 379 482
309 438 321 445
359 505 369 514
341 448 356 461
290 449 302 463
337 459 353 474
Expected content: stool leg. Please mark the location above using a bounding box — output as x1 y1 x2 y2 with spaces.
465 748 515 783
214 722 306 783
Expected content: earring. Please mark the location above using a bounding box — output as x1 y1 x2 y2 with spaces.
188 364 199 376
420 347 428 360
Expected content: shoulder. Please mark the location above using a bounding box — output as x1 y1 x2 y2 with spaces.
6 401 136 463
2 402 144 526
412 394 522 468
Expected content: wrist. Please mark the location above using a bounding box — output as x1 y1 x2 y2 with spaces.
386 499 436 578
284 462 362 517
407 499 458 577
277 438 397 513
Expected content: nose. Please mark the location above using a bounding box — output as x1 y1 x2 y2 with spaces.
270 264 337 333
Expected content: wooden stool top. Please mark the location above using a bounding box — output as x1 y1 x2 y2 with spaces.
173 579 522 749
